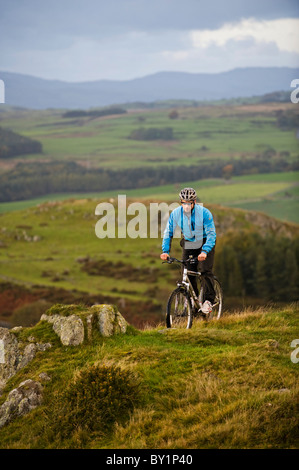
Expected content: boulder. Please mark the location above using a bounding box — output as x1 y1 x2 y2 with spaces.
18 343 37 369
0 328 52 393
0 379 43 428
41 313 85 346
93 304 128 337
0 328 19 391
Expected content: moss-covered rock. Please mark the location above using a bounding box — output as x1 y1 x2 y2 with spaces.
40 303 128 344
40 313 84 346
0 379 43 428
92 304 128 337
0 327 52 393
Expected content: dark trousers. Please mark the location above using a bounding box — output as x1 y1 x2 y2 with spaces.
182 242 216 303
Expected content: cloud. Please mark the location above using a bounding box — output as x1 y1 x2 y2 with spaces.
2 26 299 82
1 1 299 81
160 38 299 75
191 18 299 54
1 0 299 47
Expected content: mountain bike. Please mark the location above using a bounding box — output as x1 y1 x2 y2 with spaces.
163 256 223 329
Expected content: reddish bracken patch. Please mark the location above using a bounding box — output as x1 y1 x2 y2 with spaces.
0 282 163 329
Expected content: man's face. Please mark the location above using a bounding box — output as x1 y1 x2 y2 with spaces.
181 200 194 214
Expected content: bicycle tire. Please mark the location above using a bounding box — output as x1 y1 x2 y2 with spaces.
166 287 192 329
199 277 223 320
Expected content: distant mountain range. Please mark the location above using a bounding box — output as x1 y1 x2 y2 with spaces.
0 67 298 110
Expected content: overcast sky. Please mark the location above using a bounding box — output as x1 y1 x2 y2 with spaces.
1 0 299 82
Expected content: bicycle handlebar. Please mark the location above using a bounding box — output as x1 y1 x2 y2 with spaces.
162 256 198 265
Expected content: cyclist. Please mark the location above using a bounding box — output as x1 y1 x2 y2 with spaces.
160 187 216 314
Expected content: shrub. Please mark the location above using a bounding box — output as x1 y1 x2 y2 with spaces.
48 364 141 439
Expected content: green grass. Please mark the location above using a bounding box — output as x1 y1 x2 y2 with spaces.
0 303 298 449
229 199 299 224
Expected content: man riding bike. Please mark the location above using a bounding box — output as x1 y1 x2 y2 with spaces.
160 187 216 315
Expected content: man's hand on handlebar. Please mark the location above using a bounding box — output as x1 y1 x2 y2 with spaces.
160 253 170 261
198 252 207 261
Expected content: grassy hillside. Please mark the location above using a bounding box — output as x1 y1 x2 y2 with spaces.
0 303 298 449
0 197 298 328
1 171 298 224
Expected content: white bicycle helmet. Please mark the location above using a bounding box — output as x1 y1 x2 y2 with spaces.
179 187 197 201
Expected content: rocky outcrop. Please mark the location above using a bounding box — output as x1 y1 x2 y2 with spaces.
0 328 19 391
0 303 129 428
0 379 43 428
41 304 128 344
0 327 52 393
0 304 128 393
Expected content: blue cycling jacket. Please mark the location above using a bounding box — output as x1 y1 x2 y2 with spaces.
162 204 216 254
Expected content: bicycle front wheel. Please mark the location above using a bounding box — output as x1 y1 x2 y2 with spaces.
166 287 192 329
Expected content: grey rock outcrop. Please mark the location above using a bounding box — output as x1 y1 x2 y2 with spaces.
0 303 129 427
0 327 51 393
0 379 43 428
41 304 128 344
40 313 85 346
96 304 128 337
0 328 19 391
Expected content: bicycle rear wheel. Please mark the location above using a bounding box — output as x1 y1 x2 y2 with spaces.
166 287 192 329
199 277 223 320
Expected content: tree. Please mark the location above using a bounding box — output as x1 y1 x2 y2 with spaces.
284 248 299 301
255 246 269 300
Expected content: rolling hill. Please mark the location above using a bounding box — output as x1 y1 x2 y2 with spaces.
1 67 298 109
0 197 298 330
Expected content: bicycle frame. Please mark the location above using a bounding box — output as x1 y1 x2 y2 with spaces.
178 264 202 311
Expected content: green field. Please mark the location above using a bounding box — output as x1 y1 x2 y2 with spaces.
1 102 298 224
1 102 298 170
